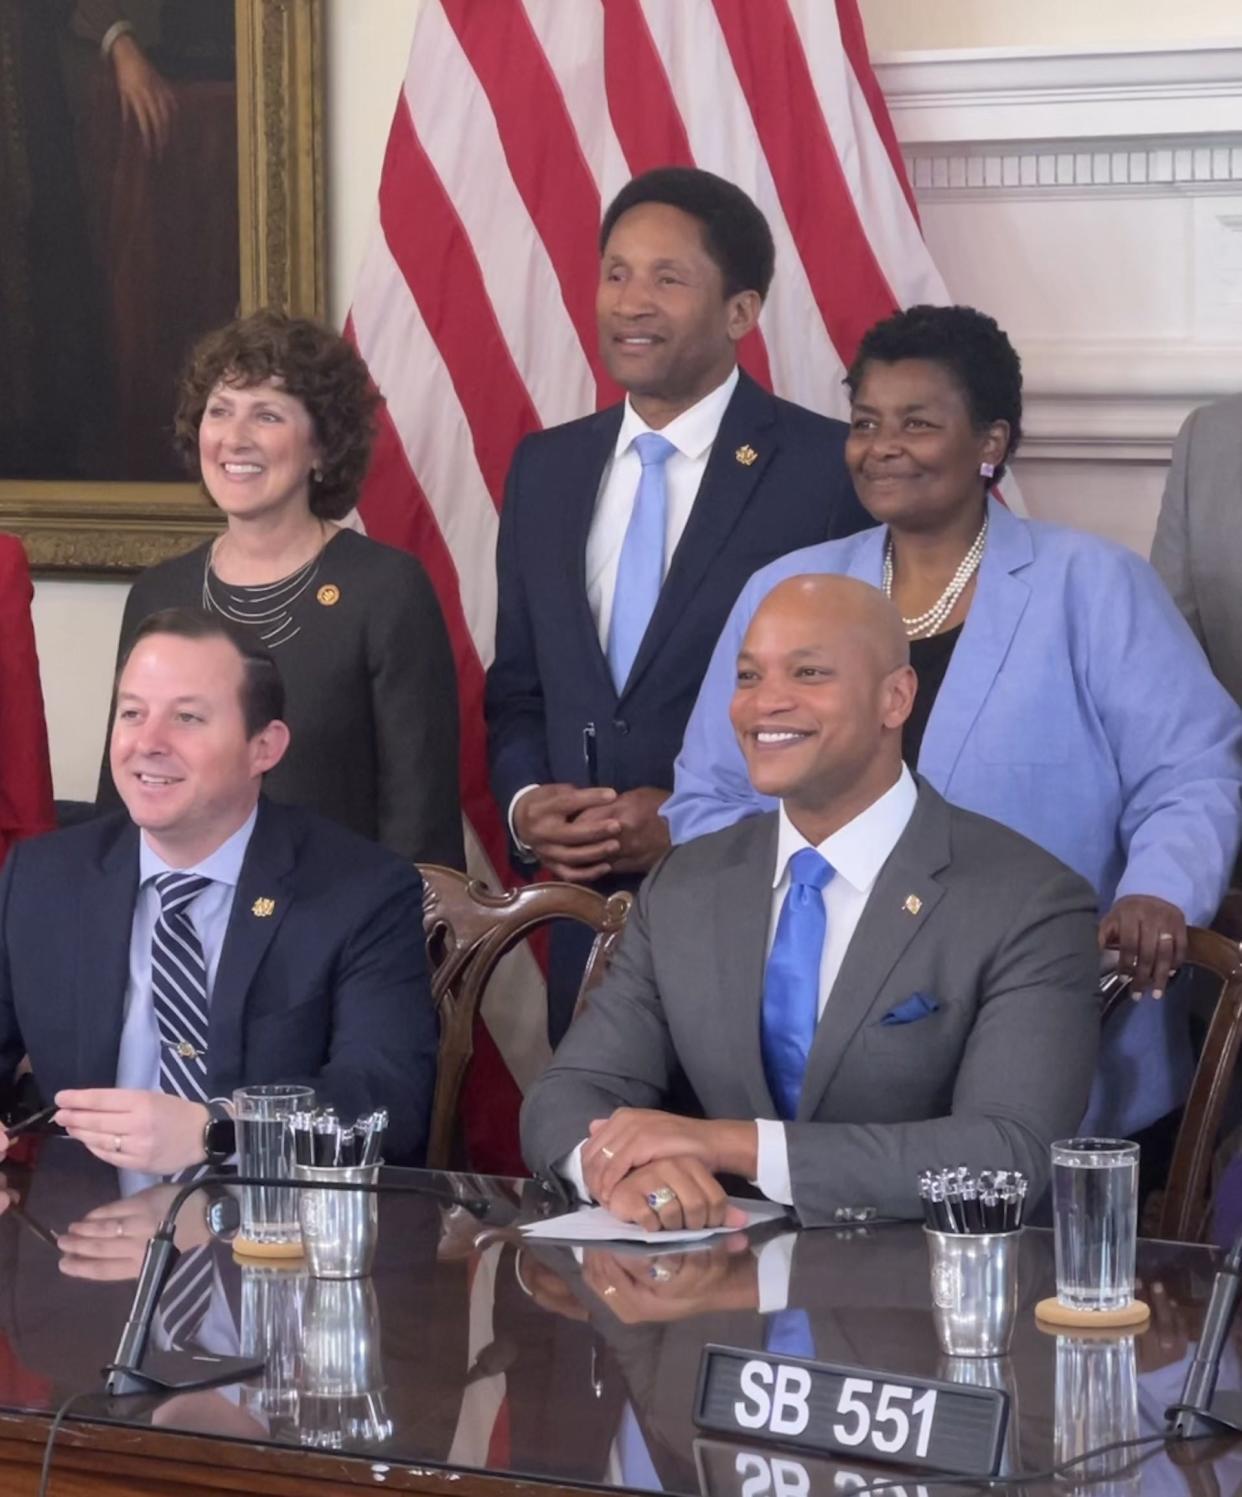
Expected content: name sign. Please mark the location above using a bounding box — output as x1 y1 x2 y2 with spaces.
693 1345 1007 1477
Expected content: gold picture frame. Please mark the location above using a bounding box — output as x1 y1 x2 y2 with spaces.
0 0 324 576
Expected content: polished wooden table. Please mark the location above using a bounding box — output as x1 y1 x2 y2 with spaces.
0 1140 1239 1496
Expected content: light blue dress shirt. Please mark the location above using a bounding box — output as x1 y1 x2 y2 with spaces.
116 809 258 1094
666 498 1242 1135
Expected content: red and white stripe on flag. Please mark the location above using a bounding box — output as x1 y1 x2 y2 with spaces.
348 0 973 1175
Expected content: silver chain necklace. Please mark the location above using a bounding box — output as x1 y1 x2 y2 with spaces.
882 514 988 640
201 537 324 648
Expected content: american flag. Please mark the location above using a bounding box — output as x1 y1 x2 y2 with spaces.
348 0 951 1174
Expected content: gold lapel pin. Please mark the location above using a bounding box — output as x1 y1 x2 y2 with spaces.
903 894 923 916
735 444 758 467
252 897 276 918
317 583 340 607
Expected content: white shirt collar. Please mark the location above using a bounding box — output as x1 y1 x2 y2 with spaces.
773 766 919 896
139 805 259 889
614 366 739 463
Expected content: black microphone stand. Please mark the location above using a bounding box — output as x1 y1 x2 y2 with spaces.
1168 1227 1242 1438
104 1170 493 1396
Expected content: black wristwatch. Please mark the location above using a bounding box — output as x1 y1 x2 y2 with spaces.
202 1099 236 1166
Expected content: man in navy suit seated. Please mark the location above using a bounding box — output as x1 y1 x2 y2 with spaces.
522 577 1100 1227
486 166 870 1041
0 609 437 1171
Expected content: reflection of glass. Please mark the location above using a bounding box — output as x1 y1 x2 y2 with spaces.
938 1356 1018 1475
299 1277 391 1448
239 1261 308 1422
1054 1332 1140 1496
233 1084 314 1250
1052 1138 1138 1312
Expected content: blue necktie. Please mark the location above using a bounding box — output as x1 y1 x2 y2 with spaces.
607 432 677 692
151 872 212 1102
761 848 834 1121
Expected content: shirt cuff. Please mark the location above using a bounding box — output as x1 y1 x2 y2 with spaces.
754 1119 794 1206
101 20 135 57
556 1141 592 1203
508 785 541 860
755 1231 796 1313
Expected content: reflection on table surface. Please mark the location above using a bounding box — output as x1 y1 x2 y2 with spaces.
1 1139 1241 1495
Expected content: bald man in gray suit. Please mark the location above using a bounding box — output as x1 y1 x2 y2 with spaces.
521 576 1099 1228
1152 395 1242 707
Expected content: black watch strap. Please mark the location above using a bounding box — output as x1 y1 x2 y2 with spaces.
202 1099 235 1164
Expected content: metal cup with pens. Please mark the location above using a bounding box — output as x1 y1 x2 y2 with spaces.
290 1108 387 1279
922 1167 1028 1357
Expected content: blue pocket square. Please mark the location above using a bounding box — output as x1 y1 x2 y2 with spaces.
880 993 940 1026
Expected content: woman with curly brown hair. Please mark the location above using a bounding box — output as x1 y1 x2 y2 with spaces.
97 310 464 869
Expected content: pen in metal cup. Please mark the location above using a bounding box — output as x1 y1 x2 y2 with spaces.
313 1115 338 1167
360 1111 387 1168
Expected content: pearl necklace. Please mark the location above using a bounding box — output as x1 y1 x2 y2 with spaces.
882 514 988 640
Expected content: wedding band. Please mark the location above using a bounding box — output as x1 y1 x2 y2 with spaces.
599 1146 616 1160
113 1135 124 1154
1157 932 1174 942
646 1186 678 1212
602 1284 617 1297
115 1221 125 1237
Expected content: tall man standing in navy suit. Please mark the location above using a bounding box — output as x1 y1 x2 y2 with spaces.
486 167 870 1041
0 609 437 1170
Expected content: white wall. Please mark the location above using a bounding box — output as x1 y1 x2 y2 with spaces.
860 0 1242 52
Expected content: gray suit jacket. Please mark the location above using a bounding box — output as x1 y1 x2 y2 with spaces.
1152 395 1242 707
521 782 1099 1224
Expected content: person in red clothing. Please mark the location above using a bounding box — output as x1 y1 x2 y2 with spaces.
0 536 54 865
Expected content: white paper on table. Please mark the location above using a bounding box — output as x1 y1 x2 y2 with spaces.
518 1197 788 1244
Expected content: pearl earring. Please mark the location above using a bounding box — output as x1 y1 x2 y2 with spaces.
979 462 996 480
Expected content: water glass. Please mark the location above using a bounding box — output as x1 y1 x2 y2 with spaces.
1051 1138 1139 1312
234 1083 314 1252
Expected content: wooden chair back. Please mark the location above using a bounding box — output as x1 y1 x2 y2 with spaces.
1155 926 1242 1242
417 865 633 1171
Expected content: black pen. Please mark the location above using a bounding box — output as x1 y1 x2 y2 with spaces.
582 722 598 787
4 1104 58 1140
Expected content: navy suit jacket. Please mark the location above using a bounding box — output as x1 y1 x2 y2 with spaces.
485 371 870 819
0 798 437 1164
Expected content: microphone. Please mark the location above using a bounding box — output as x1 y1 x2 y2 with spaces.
1168 1229 1242 1438
104 1170 493 1396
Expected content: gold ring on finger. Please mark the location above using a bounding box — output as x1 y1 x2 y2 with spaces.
113 1135 124 1154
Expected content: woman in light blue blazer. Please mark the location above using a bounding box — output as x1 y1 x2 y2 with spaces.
666 305 1242 1140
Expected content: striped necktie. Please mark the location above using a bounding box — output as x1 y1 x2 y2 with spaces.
151 872 212 1102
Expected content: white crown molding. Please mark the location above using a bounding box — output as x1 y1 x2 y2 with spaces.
874 42 1242 146
905 140 1242 198
1017 343 1242 462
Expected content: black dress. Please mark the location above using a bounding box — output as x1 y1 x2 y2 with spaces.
98 529 465 869
903 623 963 767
